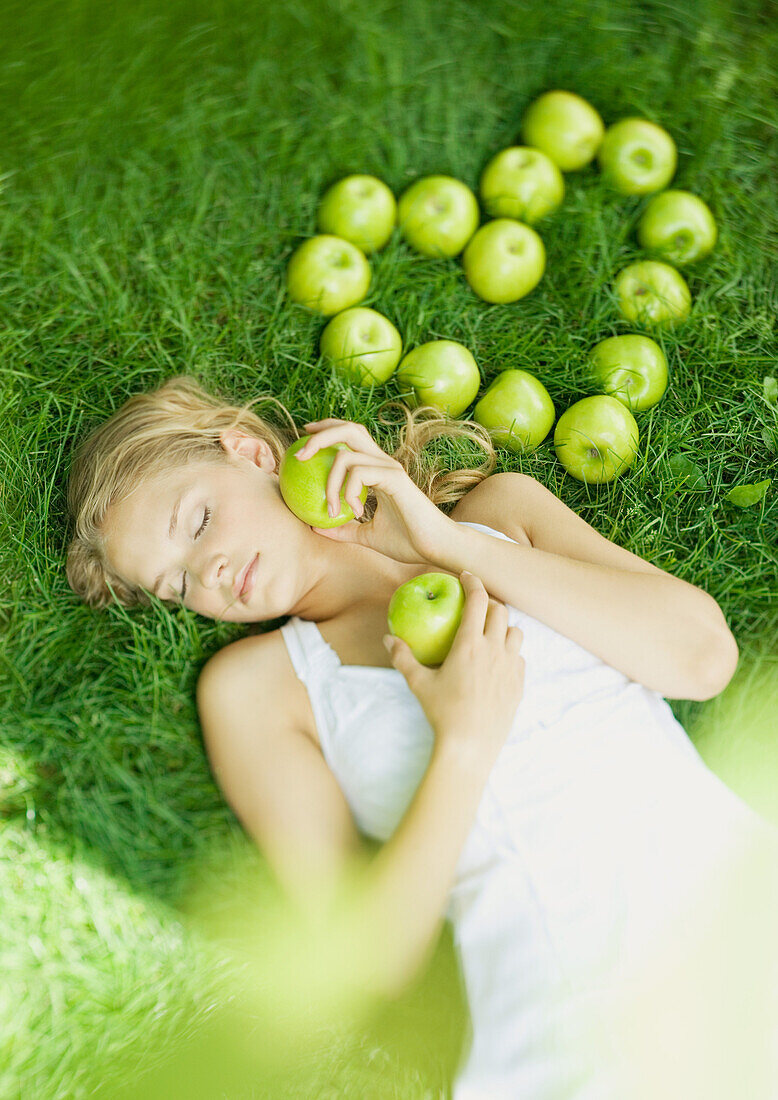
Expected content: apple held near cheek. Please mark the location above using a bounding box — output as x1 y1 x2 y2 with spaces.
589 334 668 411
397 175 480 257
462 219 545 303
279 437 368 528
317 174 397 254
319 307 403 386
395 340 481 418
615 261 691 327
597 118 676 195
637 190 717 265
473 369 556 453
554 395 639 484
387 572 466 667
286 235 371 317
521 90 605 172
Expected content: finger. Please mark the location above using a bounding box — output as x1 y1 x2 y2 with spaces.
297 421 386 463
450 572 490 649
484 598 509 640
326 453 396 518
383 633 421 685
343 468 366 518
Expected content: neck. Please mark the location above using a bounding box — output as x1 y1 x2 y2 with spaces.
291 539 433 625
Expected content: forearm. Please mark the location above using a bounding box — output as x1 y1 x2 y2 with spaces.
434 523 732 699
337 737 493 1000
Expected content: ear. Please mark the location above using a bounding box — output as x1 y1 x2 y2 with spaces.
219 428 278 474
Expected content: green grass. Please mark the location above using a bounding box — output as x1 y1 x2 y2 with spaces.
1 0 777 1095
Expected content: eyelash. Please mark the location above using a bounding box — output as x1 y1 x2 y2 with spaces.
180 507 211 599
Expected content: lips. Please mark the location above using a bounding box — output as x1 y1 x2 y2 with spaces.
235 555 258 600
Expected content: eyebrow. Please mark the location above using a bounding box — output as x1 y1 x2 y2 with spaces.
152 496 182 597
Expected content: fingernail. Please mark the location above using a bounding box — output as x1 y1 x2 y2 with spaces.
328 502 336 517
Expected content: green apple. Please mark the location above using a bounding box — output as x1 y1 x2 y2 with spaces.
286 235 371 317
473 369 556 453
615 260 691 326
387 572 466 667
395 340 480 418
317 174 397 254
278 436 368 527
479 146 564 223
397 175 479 257
597 118 676 195
636 190 717 265
462 219 545 303
521 90 605 172
554 395 639 483
319 307 403 386
590 334 668 411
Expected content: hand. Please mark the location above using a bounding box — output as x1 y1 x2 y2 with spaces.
295 418 458 565
384 571 525 765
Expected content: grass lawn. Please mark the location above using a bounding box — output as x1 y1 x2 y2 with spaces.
1 0 776 1096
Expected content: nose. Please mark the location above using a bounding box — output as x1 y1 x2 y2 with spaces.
193 551 230 594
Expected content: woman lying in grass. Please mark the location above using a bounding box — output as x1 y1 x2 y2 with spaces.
65 374 777 1099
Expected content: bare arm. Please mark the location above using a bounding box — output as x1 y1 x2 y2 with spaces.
199 578 521 1006
330 737 494 1000
447 471 739 699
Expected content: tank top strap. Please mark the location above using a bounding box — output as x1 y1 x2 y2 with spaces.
456 519 516 544
279 615 340 683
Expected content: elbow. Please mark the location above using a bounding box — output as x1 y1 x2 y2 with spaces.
693 627 740 701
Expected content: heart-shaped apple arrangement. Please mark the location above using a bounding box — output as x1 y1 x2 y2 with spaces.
283 91 720 488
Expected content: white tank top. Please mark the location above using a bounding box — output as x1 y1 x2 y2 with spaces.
279 520 778 1098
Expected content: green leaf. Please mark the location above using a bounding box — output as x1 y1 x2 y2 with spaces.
668 454 708 490
724 479 772 507
762 426 778 454
764 376 778 405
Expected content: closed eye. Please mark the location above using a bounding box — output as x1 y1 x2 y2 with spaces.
180 506 211 599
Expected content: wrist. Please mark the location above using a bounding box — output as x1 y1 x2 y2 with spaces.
431 731 495 781
424 516 476 572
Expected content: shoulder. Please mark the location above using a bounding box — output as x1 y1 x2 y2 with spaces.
197 627 295 708
197 625 319 747
448 471 533 547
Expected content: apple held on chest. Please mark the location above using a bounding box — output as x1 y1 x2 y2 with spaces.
386 572 466 667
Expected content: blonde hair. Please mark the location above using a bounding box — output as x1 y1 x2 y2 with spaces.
65 375 499 612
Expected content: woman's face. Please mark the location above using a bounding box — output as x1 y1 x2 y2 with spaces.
101 429 318 622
